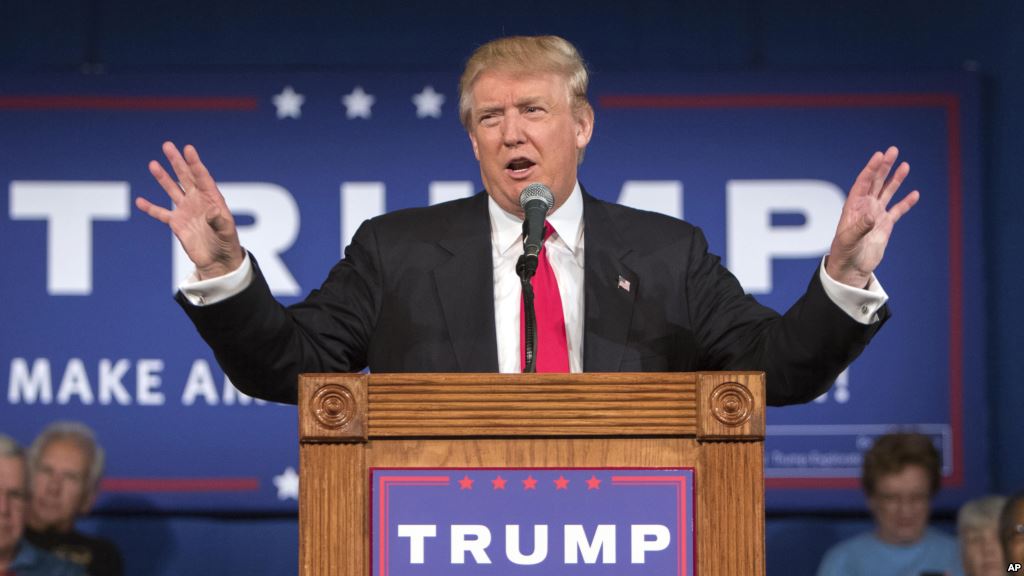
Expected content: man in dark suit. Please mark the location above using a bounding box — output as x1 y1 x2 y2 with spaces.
135 36 919 406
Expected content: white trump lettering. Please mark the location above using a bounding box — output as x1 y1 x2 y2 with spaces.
428 181 474 206
618 180 684 220
9 181 130 295
506 524 548 565
400 524 670 565
726 179 844 293
397 525 436 564
450 525 492 564
631 524 671 564
565 524 616 564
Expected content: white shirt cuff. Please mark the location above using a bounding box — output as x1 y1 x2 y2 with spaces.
178 251 254 306
819 256 888 325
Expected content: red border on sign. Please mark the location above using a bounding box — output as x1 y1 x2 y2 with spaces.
612 475 692 576
100 477 260 492
0 95 258 110
375 475 450 576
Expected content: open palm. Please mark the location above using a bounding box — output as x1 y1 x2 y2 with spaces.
135 142 244 279
826 146 920 288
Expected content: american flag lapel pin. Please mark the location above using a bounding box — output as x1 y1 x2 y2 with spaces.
617 275 631 292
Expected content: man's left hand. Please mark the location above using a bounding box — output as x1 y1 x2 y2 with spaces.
826 146 920 288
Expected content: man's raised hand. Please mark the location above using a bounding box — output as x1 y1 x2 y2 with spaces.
825 146 921 289
135 142 244 280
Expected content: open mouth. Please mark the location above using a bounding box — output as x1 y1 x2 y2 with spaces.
506 158 536 176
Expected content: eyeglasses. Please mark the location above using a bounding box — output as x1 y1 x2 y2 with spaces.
0 489 26 504
873 492 930 508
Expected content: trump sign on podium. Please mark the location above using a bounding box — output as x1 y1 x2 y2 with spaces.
371 468 694 575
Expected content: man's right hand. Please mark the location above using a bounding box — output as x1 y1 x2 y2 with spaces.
135 141 245 280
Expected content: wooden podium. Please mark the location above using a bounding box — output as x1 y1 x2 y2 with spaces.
297 372 765 575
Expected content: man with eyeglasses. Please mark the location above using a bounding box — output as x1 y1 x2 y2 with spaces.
0 434 83 576
817 432 960 576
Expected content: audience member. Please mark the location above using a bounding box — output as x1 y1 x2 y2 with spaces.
817 432 960 575
25 423 122 576
958 494 1007 576
1001 491 1024 567
0 434 84 575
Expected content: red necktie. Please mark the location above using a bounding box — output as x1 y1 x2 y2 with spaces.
520 222 570 372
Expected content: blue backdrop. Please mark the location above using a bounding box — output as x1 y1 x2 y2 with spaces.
0 70 984 519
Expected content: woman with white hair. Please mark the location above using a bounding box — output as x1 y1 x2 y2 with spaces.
957 495 1007 576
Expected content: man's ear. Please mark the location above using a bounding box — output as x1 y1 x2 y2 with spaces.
575 105 594 150
469 130 481 161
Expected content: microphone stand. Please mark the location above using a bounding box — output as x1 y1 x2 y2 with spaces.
517 185 551 374
517 225 540 373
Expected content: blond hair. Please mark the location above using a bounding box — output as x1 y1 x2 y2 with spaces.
458 35 592 130
958 494 1007 534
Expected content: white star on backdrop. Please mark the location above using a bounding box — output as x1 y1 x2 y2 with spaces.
412 85 445 118
342 86 375 119
273 466 299 500
272 86 305 119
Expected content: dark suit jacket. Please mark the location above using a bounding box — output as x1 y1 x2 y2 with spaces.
179 189 887 406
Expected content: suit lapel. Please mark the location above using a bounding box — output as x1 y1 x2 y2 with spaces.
432 193 499 372
582 191 637 372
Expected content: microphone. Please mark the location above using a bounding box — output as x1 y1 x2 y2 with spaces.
518 183 554 280
517 183 554 372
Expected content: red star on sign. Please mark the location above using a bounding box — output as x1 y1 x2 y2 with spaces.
492 476 507 490
522 475 538 490
586 475 602 490
458 475 474 490
554 475 570 490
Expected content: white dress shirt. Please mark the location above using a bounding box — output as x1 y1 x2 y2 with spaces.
490 182 586 373
180 182 888 373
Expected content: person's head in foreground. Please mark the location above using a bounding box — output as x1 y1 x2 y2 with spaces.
0 434 27 568
958 494 1007 576
862 432 942 545
27 422 105 533
1000 491 1024 566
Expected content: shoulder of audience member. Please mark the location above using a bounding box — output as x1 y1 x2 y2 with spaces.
924 526 958 542
816 532 864 575
23 541 87 576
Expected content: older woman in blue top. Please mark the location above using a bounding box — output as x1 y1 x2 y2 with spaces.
818 433 961 576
